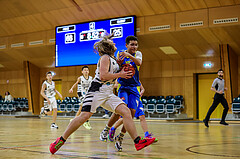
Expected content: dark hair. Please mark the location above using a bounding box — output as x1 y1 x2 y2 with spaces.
46 71 52 76
94 33 116 57
5 91 10 95
218 69 224 73
125 36 138 44
82 66 89 71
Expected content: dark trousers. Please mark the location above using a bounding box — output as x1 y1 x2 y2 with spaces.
204 93 229 122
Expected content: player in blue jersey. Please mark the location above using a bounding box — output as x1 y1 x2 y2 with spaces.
99 36 157 151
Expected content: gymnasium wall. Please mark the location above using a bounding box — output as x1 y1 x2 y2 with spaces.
0 70 27 99
140 56 221 118
239 56 240 95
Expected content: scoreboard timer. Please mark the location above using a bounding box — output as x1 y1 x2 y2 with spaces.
55 16 135 67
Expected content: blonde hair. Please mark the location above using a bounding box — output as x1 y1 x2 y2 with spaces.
93 33 116 57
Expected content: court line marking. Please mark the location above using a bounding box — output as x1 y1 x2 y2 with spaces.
186 143 240 157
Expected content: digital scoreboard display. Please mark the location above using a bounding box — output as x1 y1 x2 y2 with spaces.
55 16 136 67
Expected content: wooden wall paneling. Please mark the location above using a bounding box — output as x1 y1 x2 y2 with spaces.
204 0 221 7
140 78 151 95
8 34 27 49
0 36 8 49
147 77 163 96
140 61 151 78
239 56 240 92
26 31 46 47
171 77 184 95
120 0 144 17
160 0 180 12
136 17 145 36
184 76 194 117
24 61 40 114
235 0 240 5
189 0 207 9
196 28 220 44
196 57 220 73
228 47 238 98
209 5 240 27
46 30 55 45
220 44 233 107
161 77 173 96
161 60 173 77
176 9 208 31
147 0 168 14
172 59 185 77
218 0 236 6
144 13 175 34
150 61 162 78
192 74 197 119
0 70 26 98
175 0 194 11
133 0 155 16
67 66 76 81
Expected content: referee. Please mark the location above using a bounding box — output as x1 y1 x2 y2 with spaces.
203 69 229 127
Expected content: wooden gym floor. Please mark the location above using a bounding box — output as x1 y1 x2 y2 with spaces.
0 117 239 159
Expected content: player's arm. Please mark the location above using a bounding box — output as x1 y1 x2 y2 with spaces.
40 83 50 104
69 77 80 93
55 89 63 99
139 81 145 97
99 55 132 81
114 79 119 88
119 51 142 66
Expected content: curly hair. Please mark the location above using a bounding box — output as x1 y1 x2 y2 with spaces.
93 33 116 57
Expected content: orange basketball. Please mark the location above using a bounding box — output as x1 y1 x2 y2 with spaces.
121 63 135 78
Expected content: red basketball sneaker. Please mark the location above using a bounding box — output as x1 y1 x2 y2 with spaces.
49 137 65 154
135 137 156 151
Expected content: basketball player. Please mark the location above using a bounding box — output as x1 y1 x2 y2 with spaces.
107 81 158 150
40 71 63 129
203 69 229 127
99 35 156 151
69 66 93 130
49 34 155 154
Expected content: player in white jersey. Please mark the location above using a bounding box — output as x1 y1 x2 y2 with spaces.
49 33 156 154
40 71 63 129
69 66 93 130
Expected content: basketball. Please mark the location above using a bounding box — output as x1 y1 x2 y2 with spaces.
121 63 135 77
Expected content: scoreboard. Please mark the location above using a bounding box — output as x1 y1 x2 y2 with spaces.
55 16 136 67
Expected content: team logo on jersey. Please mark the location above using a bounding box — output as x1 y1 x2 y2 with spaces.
121 97 125 101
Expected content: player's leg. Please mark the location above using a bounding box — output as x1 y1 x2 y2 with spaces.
50 99 58 128
117 93 138 137
203 94 221 127
50 111 93 154
100 90 128 142
220 96 229 125
75 103 82 117
108 117 123 142
114 103 155 151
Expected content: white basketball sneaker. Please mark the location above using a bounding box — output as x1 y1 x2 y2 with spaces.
51 123 58 129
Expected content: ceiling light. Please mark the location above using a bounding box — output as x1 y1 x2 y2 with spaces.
159 46 178 54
